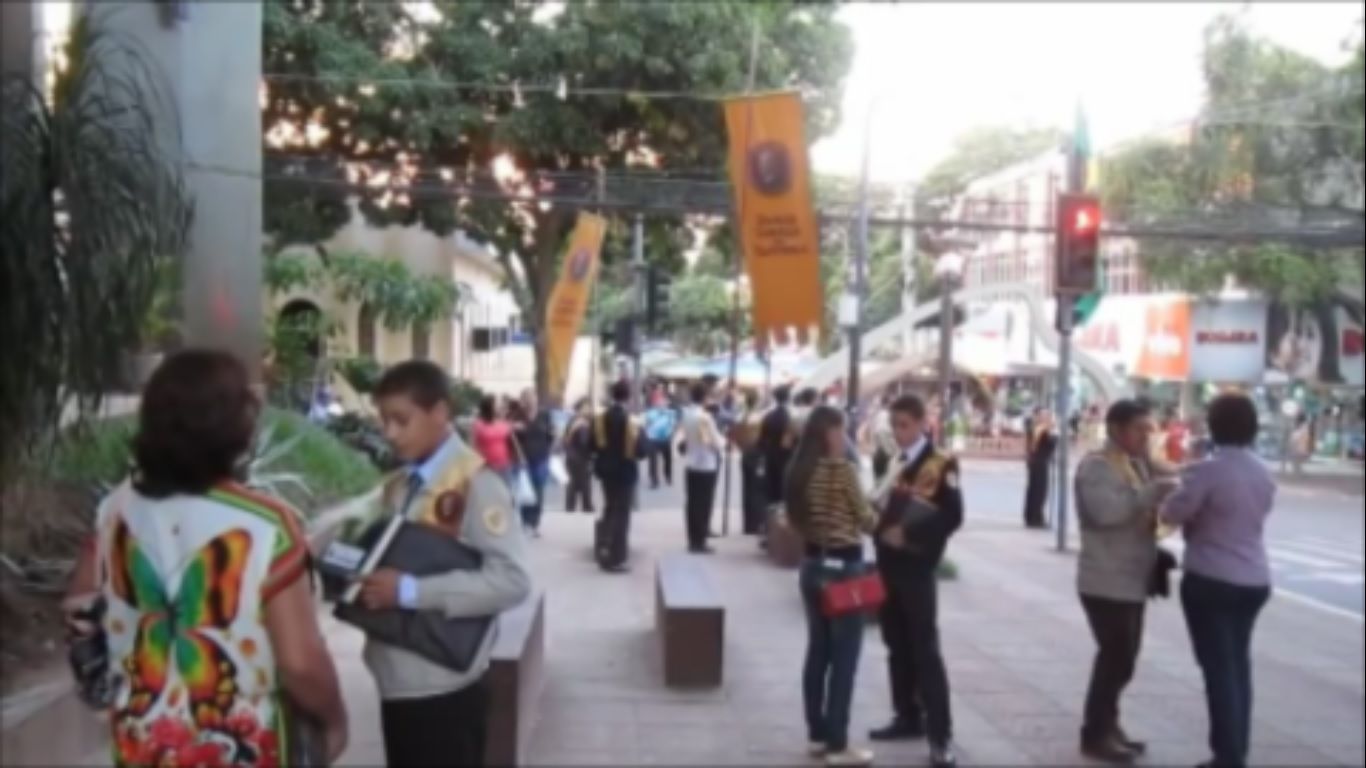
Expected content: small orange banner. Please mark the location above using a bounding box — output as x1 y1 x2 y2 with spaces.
544 213 606 400
724 91 823 347
1134 297 1191 380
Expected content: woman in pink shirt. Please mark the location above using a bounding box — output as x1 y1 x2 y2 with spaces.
473 395 517 488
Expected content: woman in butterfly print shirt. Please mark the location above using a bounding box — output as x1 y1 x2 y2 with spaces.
64 351 348 767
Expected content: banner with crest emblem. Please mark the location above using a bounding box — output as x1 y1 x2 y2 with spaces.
544 212 606 400
724 91 824 347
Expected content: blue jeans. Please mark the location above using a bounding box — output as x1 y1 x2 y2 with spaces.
519 460 550 530
1181 571 1270 768
799 557 868 751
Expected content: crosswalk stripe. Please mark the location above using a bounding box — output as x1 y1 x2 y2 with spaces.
1280 540 1366 566
1267 547 1351 570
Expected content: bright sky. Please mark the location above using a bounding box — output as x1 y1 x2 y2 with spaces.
812 2 1363 183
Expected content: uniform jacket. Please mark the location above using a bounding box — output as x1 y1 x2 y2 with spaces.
337 434 532 700
1074 446 1162 603
875 438 964 576
591 405 645 486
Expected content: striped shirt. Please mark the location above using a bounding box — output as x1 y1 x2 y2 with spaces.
792 458 877 549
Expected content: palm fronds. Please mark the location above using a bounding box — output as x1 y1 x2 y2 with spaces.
0 13 193 480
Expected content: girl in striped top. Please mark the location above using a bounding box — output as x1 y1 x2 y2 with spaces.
784 406 878 767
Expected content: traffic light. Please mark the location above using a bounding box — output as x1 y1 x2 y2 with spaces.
613 317 636 357
645 265 672 332
1073 291 1102 326
1055 193 1101 296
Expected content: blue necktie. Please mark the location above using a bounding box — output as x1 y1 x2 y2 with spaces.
400 472 424 518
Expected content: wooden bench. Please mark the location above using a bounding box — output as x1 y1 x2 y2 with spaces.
485 590 546 767
655 556 724 688
765 507 803 569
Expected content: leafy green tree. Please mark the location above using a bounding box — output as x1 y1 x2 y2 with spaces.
1100 14 1364 304
262 1 853 396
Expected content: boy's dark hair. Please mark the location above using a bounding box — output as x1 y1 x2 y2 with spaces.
890 394 926 420
1206 394 1259 447
796 387 819 406
1106 399 1151 429
374 360 452 412
610 380 631 404
133 349 259 499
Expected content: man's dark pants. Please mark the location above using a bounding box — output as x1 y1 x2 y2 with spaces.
878 567 953 746
381 678 489 766
599 480 634 569
1079 594 1146 745
740 450 765 535
1181 571 1270 768
648 439 673 487
684 469 718 550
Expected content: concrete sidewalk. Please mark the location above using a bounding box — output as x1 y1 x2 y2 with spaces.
325 506 1364 767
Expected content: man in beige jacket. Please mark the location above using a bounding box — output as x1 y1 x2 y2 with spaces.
1074 399 1176 764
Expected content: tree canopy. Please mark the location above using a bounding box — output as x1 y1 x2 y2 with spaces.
262 0 854 395
1099 13 1364 305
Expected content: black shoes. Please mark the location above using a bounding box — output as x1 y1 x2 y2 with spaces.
689 545 716 555
868 718 926 741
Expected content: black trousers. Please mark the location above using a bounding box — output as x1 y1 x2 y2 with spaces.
1023 461 1049 528
565 457 594 512
380 679 489 767
1181 571 1270 768
647 439 673 487
740 451 765 535
1079 594 1146 744
878 568 953 745
599 480 633 568
684 469 718 550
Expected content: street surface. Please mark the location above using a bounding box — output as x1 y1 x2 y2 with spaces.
960 459 1366 620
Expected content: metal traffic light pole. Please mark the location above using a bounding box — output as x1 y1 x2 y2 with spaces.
1053 135 1087 554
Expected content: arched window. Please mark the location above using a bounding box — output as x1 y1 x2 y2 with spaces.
412 324 431 360
357 303 377 358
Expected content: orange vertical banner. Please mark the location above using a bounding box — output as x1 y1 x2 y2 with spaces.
544 212 606 400
724 91 823 347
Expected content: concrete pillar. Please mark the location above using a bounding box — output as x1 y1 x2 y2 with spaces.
89 1 263 377
1 1 38 80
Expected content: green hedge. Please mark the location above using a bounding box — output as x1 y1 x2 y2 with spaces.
47 408 379 514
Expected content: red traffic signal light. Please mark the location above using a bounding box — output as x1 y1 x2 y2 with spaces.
1055 193 1101 296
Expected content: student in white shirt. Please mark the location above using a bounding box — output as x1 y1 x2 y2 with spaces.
681 382 722 554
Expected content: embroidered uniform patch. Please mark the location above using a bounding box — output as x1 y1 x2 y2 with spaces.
483 506 509 536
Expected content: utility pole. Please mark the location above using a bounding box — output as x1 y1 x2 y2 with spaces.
900 184 919 356
1054 106 1090 553
846 100 874 438
720 14 762 538
631 214 646 414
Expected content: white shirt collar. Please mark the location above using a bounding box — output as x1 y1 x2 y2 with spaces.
902 434 928 465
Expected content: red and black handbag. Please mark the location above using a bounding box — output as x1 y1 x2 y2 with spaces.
820 569 886 617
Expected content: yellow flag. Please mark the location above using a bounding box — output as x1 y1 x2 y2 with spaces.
724 91 823 347
544 212 606 401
